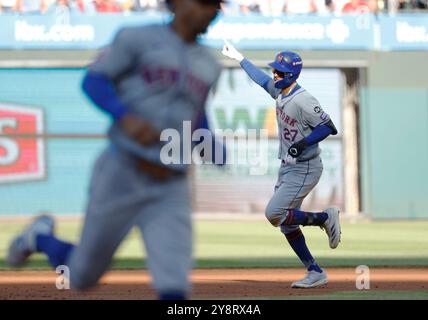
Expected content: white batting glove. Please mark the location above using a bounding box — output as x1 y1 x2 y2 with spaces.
222 39 244 62
283 154 297 166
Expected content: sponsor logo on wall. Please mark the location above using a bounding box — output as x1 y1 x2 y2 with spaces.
14 20 95 43
0 103 46 183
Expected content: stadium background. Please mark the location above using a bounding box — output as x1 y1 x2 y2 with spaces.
0 3 428 299
1 10 427 219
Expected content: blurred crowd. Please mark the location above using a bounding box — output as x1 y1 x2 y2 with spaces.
0 0 427 14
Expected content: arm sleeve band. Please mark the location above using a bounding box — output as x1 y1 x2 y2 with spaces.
303 122 335 146
240 58 272 90
81 72 129 121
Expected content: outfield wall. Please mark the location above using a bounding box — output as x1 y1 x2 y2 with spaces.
0 67 343 215
1 13 427 218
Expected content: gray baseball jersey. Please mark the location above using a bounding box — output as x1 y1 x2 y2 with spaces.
89 24 222 170
247 77 332 229
67 24 221 295
264 81 331 161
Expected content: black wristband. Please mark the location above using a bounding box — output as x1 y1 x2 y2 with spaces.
288 139 308 158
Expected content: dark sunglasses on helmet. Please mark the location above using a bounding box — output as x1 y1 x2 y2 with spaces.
272 69 289 78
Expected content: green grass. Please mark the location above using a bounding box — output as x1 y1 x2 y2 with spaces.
1 219 428 269
194 220 428 268
301 290 428 300
239 291 428 300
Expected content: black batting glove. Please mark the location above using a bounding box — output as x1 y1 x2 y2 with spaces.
288 139 308 158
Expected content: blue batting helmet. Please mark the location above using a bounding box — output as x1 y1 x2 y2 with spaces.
268 51 303 89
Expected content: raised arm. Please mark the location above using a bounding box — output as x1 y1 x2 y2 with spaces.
240 59 279 99
222 40 279 99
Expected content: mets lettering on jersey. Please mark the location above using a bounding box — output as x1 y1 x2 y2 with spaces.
142 67 210 102
0 103 45 183
276 108 298 127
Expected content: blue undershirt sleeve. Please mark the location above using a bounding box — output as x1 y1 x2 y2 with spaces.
240 59 271 88
81 72 129 121
303 124 334 146
194 110 227 166
239 59 281 99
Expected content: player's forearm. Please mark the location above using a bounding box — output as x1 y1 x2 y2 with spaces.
193 111 227 166
288 120 337 158
240 58 271 89
82 72 129 121
304 121 337 146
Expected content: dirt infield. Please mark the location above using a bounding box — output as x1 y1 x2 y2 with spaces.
0 268 427 300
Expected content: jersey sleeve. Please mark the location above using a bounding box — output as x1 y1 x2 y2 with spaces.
263 79 281 99
88 28 136 80
240 59 280 99
300 97 331 129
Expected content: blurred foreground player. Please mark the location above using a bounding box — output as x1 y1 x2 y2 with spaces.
7 0 225 300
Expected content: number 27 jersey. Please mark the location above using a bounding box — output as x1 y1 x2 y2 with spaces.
273 84 332 161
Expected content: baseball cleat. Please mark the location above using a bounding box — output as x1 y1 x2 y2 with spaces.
321 207 341 249
291 269 328 289
7 214 55 267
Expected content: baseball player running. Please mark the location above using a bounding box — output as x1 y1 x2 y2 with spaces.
222 40 341 288
7 0 225 300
